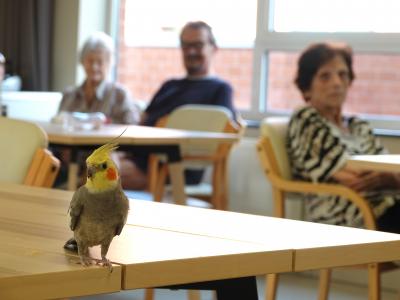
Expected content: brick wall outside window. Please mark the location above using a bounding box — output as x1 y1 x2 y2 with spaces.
117 0 400 116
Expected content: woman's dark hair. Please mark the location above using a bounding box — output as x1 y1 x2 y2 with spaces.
295 43 355 100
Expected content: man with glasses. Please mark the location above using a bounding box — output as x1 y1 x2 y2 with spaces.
119 21 236 190
141 21 235 127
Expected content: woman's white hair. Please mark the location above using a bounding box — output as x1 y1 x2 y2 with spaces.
0 52 5 64
79 32 115 64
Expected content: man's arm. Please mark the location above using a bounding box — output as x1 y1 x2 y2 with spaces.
214 81 235 119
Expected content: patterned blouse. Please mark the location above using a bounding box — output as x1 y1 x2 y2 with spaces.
59 81 141 125
287 105 400 228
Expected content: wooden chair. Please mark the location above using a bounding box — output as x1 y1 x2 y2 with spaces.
0 117 60 188
145 105 244 300
256 116 398 300
148 104 245 210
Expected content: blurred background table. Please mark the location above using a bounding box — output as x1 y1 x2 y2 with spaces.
37 122 238 205
348 154 400 172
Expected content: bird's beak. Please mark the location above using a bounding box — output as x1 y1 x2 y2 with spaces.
87 166 95 179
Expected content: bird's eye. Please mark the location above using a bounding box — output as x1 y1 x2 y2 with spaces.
101 162 107 169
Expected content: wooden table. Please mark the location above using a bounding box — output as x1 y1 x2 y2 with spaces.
125 199 400 273
37 122 238 204
0 185 122 299
347 154 400 172
1 184 400 299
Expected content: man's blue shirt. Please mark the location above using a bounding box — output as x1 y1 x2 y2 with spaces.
143 77 235 126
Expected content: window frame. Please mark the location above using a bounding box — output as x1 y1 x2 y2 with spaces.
112 0 400 130
244 0 400 128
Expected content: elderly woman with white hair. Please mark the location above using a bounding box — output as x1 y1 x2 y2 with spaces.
55 32 142 191
0 52 5 83
58 32 140 124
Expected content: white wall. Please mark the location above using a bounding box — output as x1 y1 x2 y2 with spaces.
52 0 113 92
52 0 80 92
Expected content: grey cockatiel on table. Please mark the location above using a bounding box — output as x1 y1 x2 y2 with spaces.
68 141 129 268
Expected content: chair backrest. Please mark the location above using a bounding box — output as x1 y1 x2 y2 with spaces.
259 117 292 180
23 148 60 188
166 104 232 130
0 117 48 184
163 104 234 155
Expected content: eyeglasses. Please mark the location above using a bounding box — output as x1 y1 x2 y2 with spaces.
180 41 209 51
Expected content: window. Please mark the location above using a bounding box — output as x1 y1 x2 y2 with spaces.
253 0 400 124
124 0 256 48
118 0 256 110
116 0 400 125
266 51 400 119
272 0 400 33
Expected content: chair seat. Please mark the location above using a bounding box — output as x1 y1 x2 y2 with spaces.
184 183 213 197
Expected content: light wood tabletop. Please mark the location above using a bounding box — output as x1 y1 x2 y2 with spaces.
347 154 400 172
36 122 239 204
0 184 122 299
126 199 400 272
1 183 400 299
0 183 290 299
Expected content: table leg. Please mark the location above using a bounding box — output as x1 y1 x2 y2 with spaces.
67 149 79 191
67 162 79 191
168 161 187 205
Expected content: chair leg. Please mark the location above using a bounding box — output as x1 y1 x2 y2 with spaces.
219 159 229 210
147 154 159 194
211 161 223 209
212 159 230 210
188 290 201 300
368 263 380 300
144 288 154 300
265 274 279 300
272 188 285 218
318 269 331 300
153 164 168 202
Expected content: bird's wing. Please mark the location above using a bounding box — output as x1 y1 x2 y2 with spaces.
114 187 129 236
69 187 85 231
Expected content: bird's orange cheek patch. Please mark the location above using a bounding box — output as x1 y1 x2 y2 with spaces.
106 168 117 180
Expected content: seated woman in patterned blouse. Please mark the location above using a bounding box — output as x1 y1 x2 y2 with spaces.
287 42 400 233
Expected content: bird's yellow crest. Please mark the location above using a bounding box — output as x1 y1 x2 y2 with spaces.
86 128 127 164
86 142 118 165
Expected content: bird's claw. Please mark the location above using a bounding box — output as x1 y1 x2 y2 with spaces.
79 256 93 267
101 257 113 273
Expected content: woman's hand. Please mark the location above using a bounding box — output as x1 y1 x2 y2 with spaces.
347 171 386 192
332 167 400 192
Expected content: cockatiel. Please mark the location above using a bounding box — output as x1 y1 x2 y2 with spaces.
68 141 129 268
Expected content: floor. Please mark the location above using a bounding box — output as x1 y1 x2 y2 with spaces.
75 273 399 300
